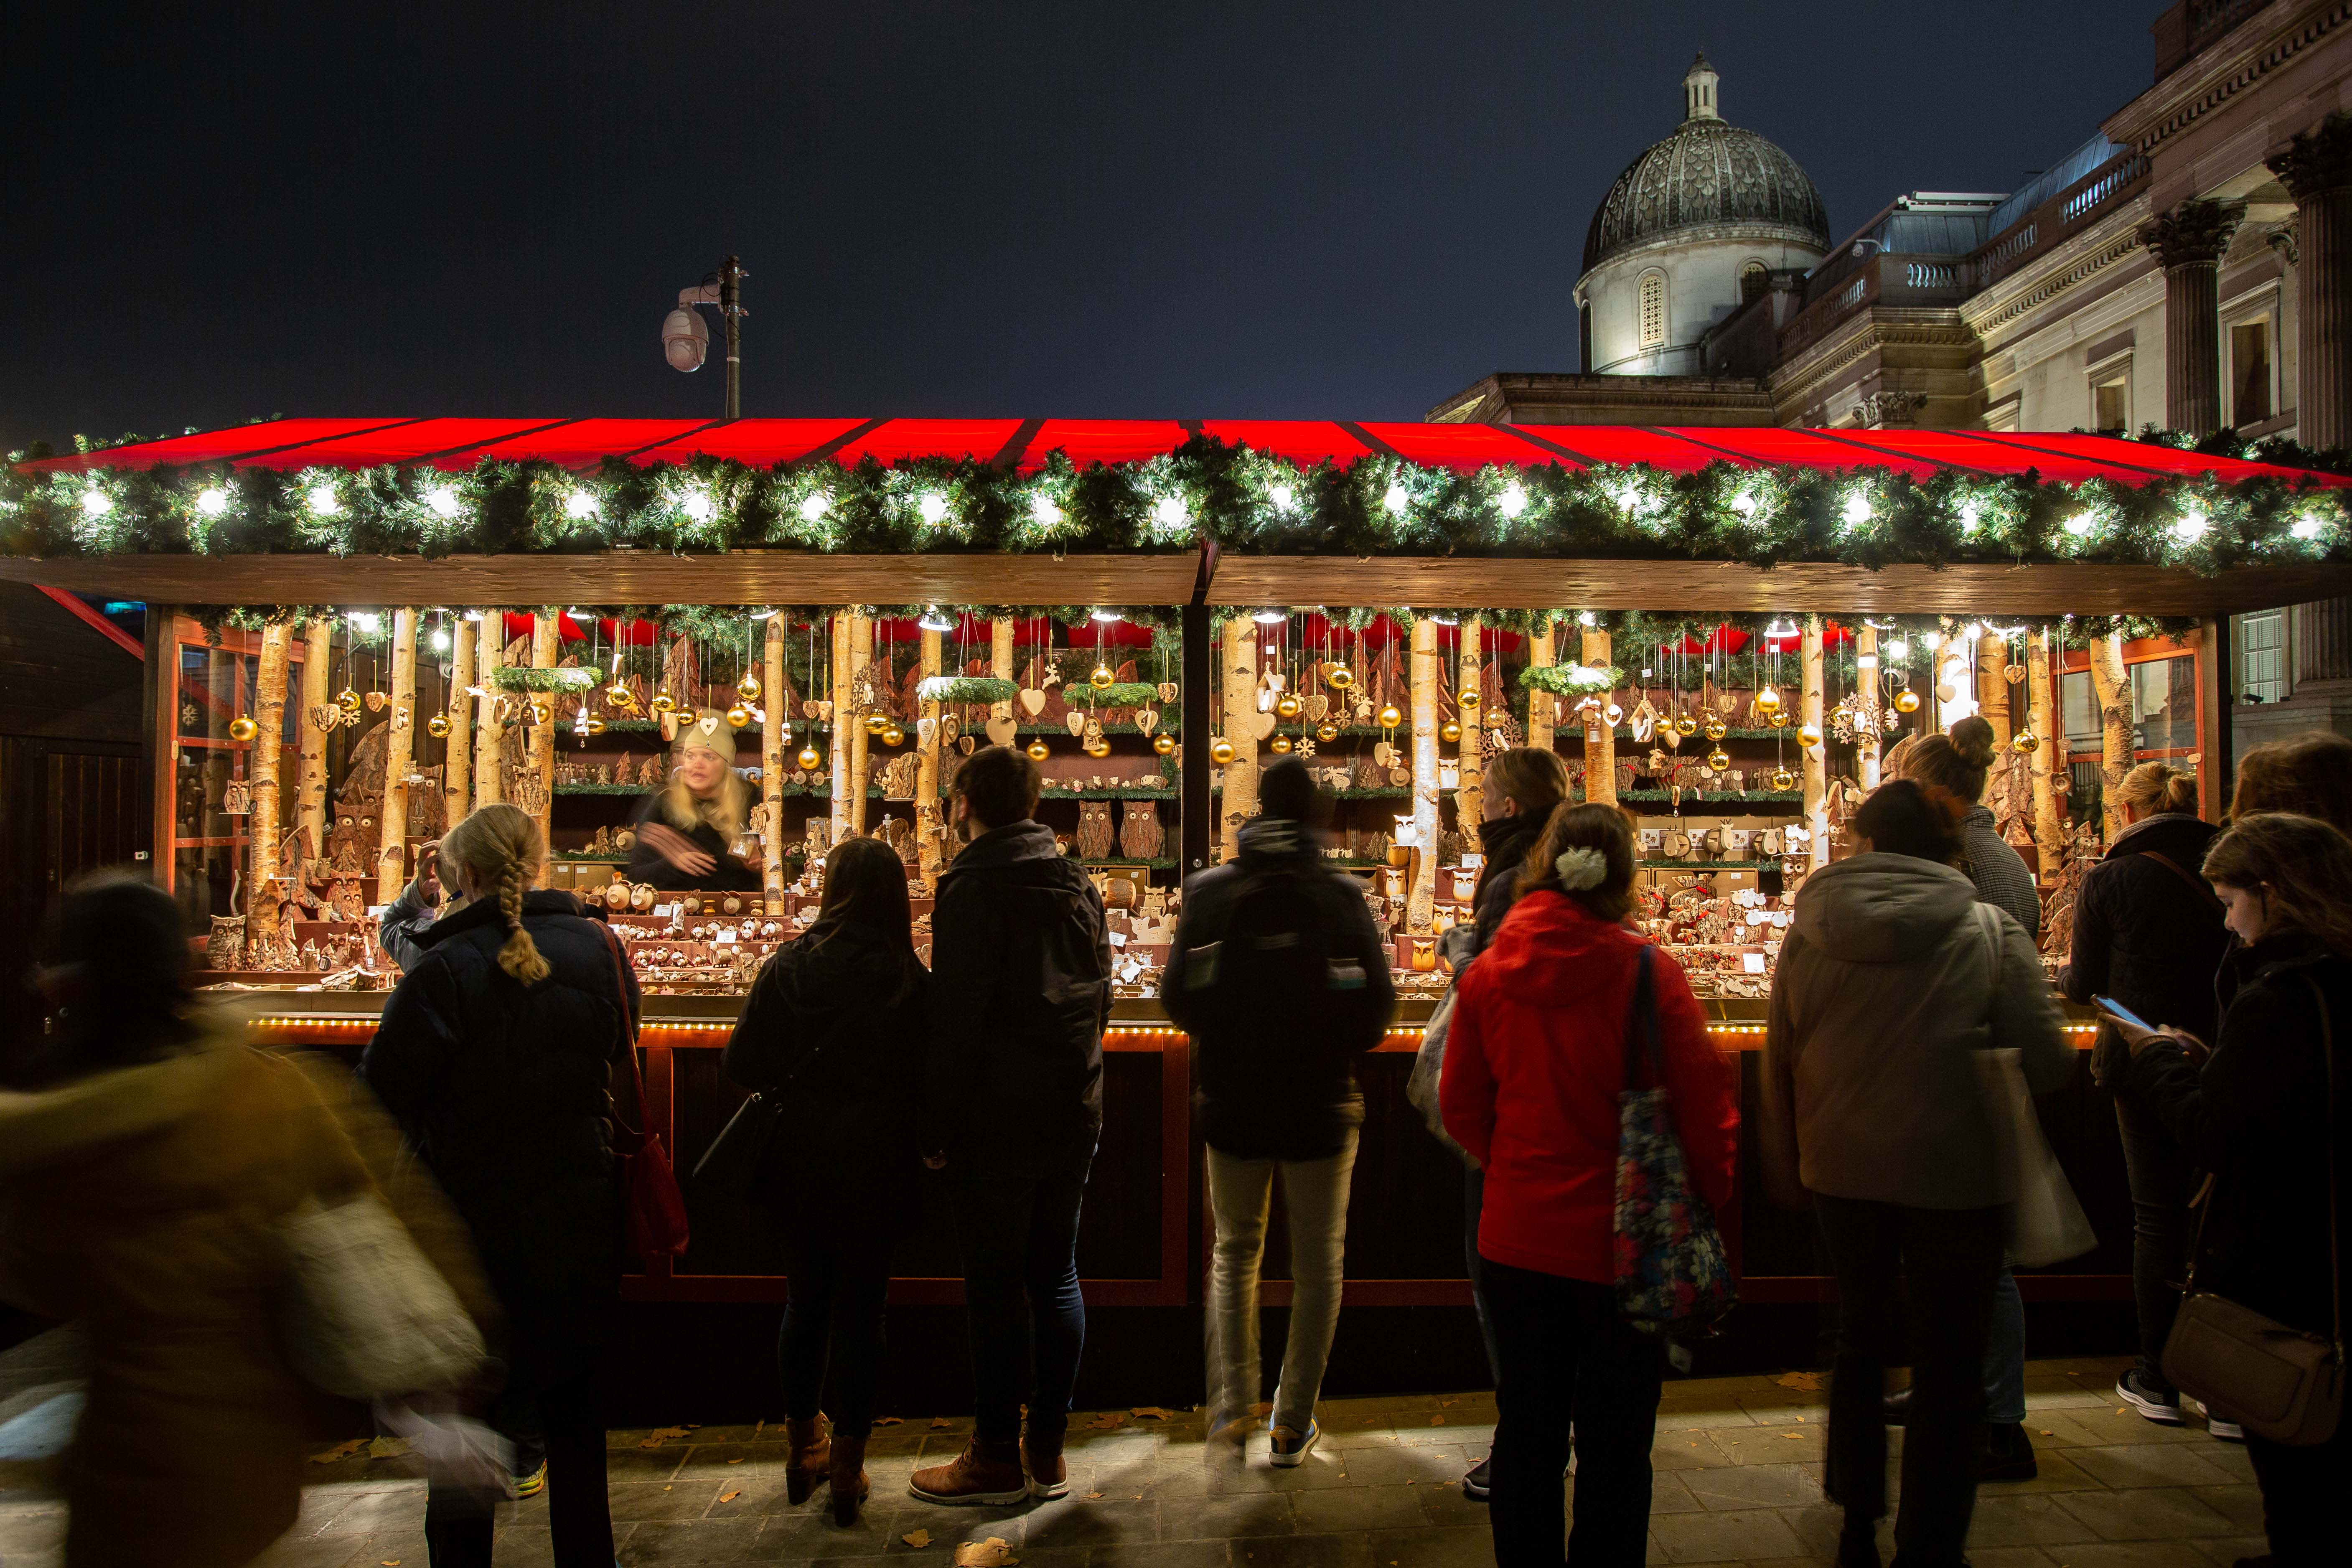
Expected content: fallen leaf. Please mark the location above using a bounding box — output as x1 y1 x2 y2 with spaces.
2041 1430 2054 1436
1781 1432 1805 1440
381 1560 400 1566
874 1416 904 1427
727 1457 744 1464
1131 1406 1170 1420
308 1438 367 1464
1432 1415 1447 1425
1440 1398 1458 1408
1088 1491 1105 1499
368 1435 409 1460
903 1527 933 1548
719 1490 740 1503
753 1419 764 1436
1772 1371 1825 1392
953 1537 1018 1567
638 1425 693 1449
930 1416 953 1429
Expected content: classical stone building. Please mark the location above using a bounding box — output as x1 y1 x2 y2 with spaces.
1432 0 2352 742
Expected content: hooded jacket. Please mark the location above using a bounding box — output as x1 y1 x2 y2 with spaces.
361 889 636 1380
1162 815 1396 1159
1764 852 2071 1210
921 819 1111 1164
1440 889 1738 1282
2123 932 2352 1336
2054 812 2228 1086
725 920 932 1236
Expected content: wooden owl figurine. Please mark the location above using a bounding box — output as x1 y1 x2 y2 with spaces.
1075 798 1116 861
1118 800 1163 861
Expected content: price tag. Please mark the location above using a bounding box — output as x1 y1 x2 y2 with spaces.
653 904 676 919
714 930 738 945
1108 931 1127 948
1742 951 1767 975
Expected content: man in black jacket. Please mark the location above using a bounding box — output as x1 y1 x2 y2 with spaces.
1164 758 1393 1465
912 746 1111 1507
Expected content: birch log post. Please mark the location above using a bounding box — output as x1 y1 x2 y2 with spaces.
762 614 787 912
992 617 1014 681
1978 630 2013 750
442 616 474 830
1456 618 1485 828
248 621 291 958
846 612 871 835
1582 626 1616 804
1526 618 1556 754
917 626 944 889
2027 627 2064 885
829 612 853 842
2089 632 2132 845
297 618 332 856
473 611 505 807
376 608 420 902
1802 615 1828 872
1218 616 1259 863
1855 625 1884 788
1409 615 1442 932
526 611 558 853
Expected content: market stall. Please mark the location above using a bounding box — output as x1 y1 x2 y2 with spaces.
9 414 2349 1315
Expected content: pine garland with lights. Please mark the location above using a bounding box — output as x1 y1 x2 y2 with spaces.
915 676 1017 705
491 666 605 692
1064 683 1161 707
1521 664 1627 698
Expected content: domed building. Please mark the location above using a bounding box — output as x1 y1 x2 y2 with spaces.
1576 55 1831 376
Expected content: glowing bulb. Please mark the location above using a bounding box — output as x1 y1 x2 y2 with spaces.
2063 512 2093 537
2293 515 2327 541
1729 491 1759 519
307 483 341 514
430 628 451 652
1499 481 1528 518
682 490 715 522
1030 493 1063 527
917 492 948 526
1383 482 1409 514
1958 500 1981 534
1254 610 1287 625
425 486 461 519
1920 631 1942 651
1090 609 1122 623
1578 611 1597 626
194 486 230 517
564 488 599 519
919 608 955 632
1153 496 1189 531
349 612 381 633
1885 638 1910 660
1615 482 1643 512
1841 493 1873 528
2173 509 2209 544
797 493 829 523
75 488 111 517
1269 483 1296 512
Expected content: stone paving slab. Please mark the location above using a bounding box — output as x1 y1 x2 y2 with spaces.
0 1351 2275 1568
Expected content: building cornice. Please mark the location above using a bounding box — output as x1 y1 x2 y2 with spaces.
1571 224 1828 294
2103 1 2352 158
1766 310 1975 410
1960 202 2152 337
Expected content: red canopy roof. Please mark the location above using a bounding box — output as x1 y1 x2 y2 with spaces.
27 417 2341 488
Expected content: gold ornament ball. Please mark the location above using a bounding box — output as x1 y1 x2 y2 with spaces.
1210 737 1236 765
2011 729 2040 755
651 691 677 714
1703 717 1728 742
1799 723 1823 747
737 673 762 701
1152 733 1176 755
1325 664 1354 691
1089 663 1115 689
1674 715 1698 737
227 714 258 742
797 744 822 770
1315 719 1340 743
1441 719 1462 744
1026 739 1051 762
529 701 552 727
1275 692 1302 720
1893 689 1922 714
337 687 361 714
605 681 633 706
1458 686 1480 711
426 713 451 739
881 724 905 747
726 704 753 729
1770 766 1796 792
864 713 888 735
1705 747 1732 772
1271 734 1293 754
585 717 607 736
1377 704 1403 729
1755 685 1783 716
1770 710 1791 728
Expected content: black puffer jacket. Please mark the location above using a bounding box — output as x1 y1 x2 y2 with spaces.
2124 934 2352 1336
2055 812 2228 1086
361 890 635 1379
724 922 930 1238
922 820 1111 1165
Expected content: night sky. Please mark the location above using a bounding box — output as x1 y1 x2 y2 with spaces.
3 1 2165 454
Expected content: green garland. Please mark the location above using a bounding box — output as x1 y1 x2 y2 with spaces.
915 676 1017 705
491 665 604 693
1521 663 1625 697
11 431 2349 578
1063 682 1162 707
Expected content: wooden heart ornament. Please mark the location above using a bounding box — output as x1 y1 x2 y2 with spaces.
985 714 1017 747
940 713 961 744
959 735 977 755
1018 688 1047 717
1301 694 1329 723
1064 712 1088 737
1134 708 1159 735
916 716 937 746
802 699 822 719
1157 682 1179 701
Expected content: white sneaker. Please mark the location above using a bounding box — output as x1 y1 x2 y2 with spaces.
2207 1415 2246 1442
1268 1419 1319 1467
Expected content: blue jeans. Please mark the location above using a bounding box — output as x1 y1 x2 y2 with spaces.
780 1233 893 1441
948 1136 1096 1446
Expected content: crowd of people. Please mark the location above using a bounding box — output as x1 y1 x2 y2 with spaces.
1 721 2347 1568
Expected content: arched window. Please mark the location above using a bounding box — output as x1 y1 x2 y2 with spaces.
1638 272 1667 349
1739 260 1769 302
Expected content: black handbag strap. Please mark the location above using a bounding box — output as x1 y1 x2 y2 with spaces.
2139 849 2226 917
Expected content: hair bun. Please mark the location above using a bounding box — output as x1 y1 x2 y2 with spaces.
1948 714 1996 769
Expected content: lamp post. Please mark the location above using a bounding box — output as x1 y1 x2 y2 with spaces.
661 255 749 417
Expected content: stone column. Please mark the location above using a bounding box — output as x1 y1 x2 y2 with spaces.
2293 597 2352 685
2138 199 2246 435
2269 114 2352 450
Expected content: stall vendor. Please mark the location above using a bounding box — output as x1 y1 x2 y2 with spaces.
627 709 763 892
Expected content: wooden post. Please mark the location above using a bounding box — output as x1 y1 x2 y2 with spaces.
1409 615 1441 931
248 621 291 958
1855 625 1883 789
2027 627 2064 884
991 617 1014 682
1977 630 2013 750
762 614 787 912
2089 632 2133 845
442 615 474 830
917 626 944 888
1581 625 1616 804
377 608 420 901
473 610 505 807
1218 615 1259 862
1526 618 1556 754
846 612 871 834
1456 617 1485 828
526 611 558 853
297 618 332 856
829 612 853 842
1802 615 1828 872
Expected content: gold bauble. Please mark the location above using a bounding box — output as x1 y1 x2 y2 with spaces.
1325 664 1354 691
1770 766 1796 792
1769 710 1791 728
1894 689 1922 714
737 673 762 701
227 714 258 742
1441 719 1462 743
1275 692 1302 719
585 717 607 736
1458 686 1480 711
797 744 822 770
1026 739 1051 761
881 723 905 746
2011 729 2040 755
1674 714 1698 737
1090 663 1115 689
1271 734 1293 754
1152 733 1176 755
650 691 676 714
1210 737 1236 765
1755 684 1782 716
1086 739 1111 757
426 713 451 739
336 687 361 714
1377 704 1403 729
1315 719 1340 743
529 701 552 727
864 713 888 735
727 704 753 729
1706 747 1732 772
1703 717 1728 742
1798 723 1823 747
605 681 633 706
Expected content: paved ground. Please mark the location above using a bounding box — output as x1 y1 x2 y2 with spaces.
0 1336 2263 1568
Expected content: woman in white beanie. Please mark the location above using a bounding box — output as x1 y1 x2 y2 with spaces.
627 708 761 891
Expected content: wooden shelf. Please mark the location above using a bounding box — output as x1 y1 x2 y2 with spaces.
1639 859 1781 871
1612 790 1803 806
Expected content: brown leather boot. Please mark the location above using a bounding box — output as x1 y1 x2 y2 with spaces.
1023 1421 1069 1499
908 1436 1028 1505
830 1433 871 1525
784 1416 832 1505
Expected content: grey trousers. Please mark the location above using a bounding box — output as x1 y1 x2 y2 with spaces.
1204 1130 1360 1436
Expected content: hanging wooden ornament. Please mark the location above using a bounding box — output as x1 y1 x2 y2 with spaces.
984 713 1017 747
223 781 252 815
917 716 937 746
1019 688 1048 717
959 735 977 755
1134 708 1159 735
1158 681 1179 701
940 713 961 744
2005 663 2027 685
1065 711 1088 737
801 698 821 719
365 691 388 713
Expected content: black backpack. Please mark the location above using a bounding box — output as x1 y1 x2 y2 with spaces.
1188 864 1379 1108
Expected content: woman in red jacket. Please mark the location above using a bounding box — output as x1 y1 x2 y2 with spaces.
1442 803 1739 1568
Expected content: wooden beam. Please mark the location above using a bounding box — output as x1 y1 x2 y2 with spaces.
473 610 505 807
1854 625 1883 789
829 612 852 843
2027 627 2063 885
1218 616 1259 862
2089 632 2132 846
917 627 943 889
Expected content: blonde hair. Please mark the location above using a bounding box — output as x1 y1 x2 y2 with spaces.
1900 716 1997 804
438 803 551 984
2203 811 2352 958
1485 747 1570 819
657 767 749 842
2117 760 2199 817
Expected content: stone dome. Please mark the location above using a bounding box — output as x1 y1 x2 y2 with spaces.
1581 54 1831 277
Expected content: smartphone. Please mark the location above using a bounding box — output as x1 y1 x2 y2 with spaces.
2093 995 2151 1031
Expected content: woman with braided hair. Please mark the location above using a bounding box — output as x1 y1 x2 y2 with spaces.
364 802 636 1568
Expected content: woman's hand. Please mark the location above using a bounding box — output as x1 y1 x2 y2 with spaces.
639 821 716 878
2109 1013 2208 1063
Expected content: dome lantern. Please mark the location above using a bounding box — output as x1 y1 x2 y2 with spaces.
1683 51 1720 122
